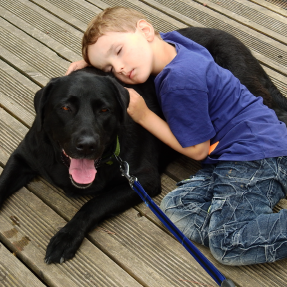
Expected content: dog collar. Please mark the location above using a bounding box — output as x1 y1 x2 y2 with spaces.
99 136 120 166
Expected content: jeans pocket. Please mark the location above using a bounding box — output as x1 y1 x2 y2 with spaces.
210 197 225 214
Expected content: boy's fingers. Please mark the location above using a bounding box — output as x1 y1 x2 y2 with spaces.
65 69 71 76
125 88 142 98
65 60 88 75
65 65 75 76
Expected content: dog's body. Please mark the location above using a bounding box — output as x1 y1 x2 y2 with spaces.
0 69 168 264
1 27 286 264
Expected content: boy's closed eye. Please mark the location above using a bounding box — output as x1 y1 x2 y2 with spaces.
102 47 122 72
117 47 122 55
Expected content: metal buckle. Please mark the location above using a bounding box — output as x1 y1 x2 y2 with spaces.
114 155 137 188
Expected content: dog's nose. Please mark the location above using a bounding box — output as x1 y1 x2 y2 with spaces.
76 137 96 155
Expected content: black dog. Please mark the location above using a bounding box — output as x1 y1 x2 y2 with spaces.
0 27 286 264
0 68 168 264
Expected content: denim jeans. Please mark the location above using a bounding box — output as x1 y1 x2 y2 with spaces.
160 157 287 266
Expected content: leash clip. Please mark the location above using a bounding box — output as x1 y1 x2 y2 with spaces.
114 155 137 188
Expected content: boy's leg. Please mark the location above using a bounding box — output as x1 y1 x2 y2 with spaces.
160 165 215 247
209 157 287 266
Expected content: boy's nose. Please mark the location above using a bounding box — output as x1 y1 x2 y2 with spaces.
114 63 124 74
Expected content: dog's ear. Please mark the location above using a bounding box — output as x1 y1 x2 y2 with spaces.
109 77 130 123
34 77 60 132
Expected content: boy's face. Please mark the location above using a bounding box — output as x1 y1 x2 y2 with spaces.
88 28 154 85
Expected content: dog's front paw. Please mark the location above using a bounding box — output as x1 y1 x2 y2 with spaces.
45 227 84 264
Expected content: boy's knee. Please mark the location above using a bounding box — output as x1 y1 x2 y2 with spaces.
160 192 174 213
209 232 245 266
209 243 231 265
209 239 238 266
160 187 187 213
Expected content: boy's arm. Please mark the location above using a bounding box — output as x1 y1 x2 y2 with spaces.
126 88 210 161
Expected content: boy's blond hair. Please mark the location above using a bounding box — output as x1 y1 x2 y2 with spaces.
82 6 160 65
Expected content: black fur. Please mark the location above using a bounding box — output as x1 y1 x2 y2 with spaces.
0 27 286 264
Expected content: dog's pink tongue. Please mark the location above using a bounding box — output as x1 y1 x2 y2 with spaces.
69 158 97 184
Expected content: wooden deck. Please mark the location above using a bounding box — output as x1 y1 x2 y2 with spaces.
0 0 287 286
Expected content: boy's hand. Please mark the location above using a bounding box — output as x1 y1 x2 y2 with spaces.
65 59 89 75
126 88 150 124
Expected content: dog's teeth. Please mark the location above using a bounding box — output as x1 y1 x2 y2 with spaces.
62 149 71 159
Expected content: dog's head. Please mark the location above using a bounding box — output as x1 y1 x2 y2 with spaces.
34 69 129 188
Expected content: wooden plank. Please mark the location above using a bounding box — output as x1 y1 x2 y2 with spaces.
0 146 9 167
0 17 69 85
0 0 82 62
32 0 186 33
0 60 38 127
165 155 201 182
0 45 49 87
30 0 102 31
0 60 40 96
0 91 33 129
263 66 287 98
111 0 201 28
250 0 287 17
0 242 46 287
0 108 29 157
194 0 287 44
277 198 287 210
86 0 110 9
38 0 101 24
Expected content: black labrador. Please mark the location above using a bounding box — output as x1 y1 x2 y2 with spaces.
0 27 286 264
0 69 167 264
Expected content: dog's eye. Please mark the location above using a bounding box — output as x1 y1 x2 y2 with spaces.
61 106 71 112
101 108 108 113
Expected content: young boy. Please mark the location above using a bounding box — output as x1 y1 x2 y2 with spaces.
66 7 287 266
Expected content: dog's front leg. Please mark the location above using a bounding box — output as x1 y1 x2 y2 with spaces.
44 184 142 264
0 152 36 208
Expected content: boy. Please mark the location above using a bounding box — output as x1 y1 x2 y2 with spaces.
66 7 287 266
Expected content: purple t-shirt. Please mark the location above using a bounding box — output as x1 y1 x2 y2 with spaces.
155 31 287 164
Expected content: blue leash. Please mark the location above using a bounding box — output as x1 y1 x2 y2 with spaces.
115 156 235 287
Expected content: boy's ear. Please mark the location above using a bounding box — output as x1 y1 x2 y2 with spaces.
136 19 155 42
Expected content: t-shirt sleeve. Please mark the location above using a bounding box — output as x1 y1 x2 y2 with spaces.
161 88 216 148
